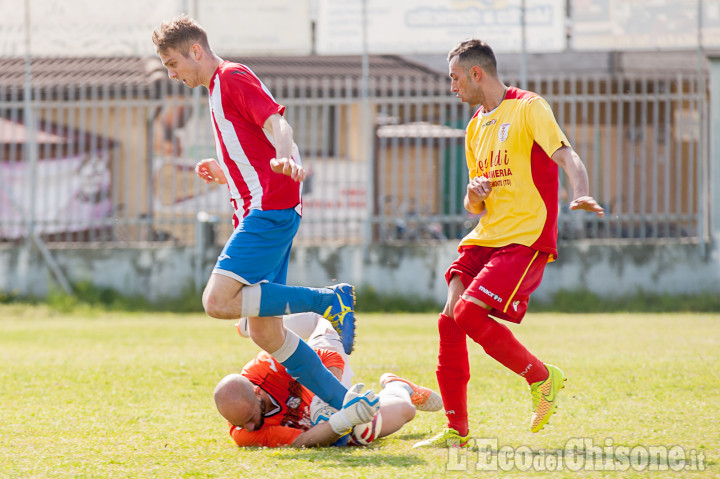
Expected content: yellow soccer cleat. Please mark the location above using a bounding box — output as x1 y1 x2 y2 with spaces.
412 428 471 449
529 364 567 433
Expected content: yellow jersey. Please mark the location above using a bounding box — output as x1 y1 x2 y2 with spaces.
460 87 570 260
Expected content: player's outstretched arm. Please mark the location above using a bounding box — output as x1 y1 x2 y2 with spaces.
552 147 604 217
290 420 341 447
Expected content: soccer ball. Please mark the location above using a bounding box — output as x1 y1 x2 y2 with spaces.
349 411 383 446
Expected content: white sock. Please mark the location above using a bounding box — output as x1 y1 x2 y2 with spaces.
237 313 320 339
382 380 413 399
282 312 320 339
239 284 262 318
269 329 301 363
378 386 412 405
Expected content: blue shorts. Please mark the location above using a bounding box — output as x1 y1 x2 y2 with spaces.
213 208 301 286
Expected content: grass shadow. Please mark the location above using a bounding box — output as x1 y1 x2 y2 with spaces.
269 448 427 468
394 432 428 440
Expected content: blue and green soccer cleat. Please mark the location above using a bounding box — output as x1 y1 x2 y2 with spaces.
323 283 356 355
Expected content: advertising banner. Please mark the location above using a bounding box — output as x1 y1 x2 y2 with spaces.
316 0 567 55
572 0 720 50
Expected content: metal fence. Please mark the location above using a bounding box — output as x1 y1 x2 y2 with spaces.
0 64 711 251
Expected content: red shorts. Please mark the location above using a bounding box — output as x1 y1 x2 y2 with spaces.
445 244 550 323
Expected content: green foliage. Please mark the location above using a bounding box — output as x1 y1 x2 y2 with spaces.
0 288 19 304
533 289 720 313
43 281 206 313
3 282 719 314
356 286 442 313
1 309 717 478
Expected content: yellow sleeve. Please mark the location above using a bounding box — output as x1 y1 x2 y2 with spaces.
525 97 570 157
465 117 479 179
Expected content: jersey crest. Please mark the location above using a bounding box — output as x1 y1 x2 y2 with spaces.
498 123 511 142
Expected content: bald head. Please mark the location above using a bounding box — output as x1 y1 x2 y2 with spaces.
213 374 258 427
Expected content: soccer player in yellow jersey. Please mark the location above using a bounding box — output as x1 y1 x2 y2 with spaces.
414 39 604 448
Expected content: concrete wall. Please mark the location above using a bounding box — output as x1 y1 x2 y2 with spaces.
1 241 718 304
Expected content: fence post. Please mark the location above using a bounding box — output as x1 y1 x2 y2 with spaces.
195 212 217 293
22 4 37 295
361 0 374 249
709 55 720 253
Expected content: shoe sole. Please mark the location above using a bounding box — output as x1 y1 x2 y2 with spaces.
339 284 356 354
412 434 471 449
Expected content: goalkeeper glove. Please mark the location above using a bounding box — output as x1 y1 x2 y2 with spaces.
309 396 337 426
327 383 380 435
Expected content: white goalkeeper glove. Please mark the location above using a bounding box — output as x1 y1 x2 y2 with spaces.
327 383 380 435
310 396 337 426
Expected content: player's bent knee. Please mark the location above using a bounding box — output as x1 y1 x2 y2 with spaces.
400 402 416 423
202 292 238 319
453 297 492 339
443 275 466 318
202 274 246 319
438 312 456 332
378 402 415 438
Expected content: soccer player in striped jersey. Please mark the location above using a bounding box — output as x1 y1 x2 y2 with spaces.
152 15 359 414
414 39 605 448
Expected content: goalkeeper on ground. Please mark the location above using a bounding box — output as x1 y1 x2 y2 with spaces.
213 313 442 447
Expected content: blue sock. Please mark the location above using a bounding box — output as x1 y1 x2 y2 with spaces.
278 338 347 409
258 283 333 317
332 434 350 447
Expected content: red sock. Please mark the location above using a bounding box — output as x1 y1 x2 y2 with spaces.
436 313 470 436
454 298 548 385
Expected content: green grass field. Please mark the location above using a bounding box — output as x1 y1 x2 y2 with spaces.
1 305 717 478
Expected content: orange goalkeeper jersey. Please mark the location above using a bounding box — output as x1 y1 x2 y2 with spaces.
461 87 570 260
229 349 345 448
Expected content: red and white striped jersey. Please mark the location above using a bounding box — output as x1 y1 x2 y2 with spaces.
208 61 302 226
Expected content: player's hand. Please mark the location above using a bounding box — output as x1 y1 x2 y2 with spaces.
467 175 492 203
270 157 305 182
570 196 605 218
327 383 380 434
195 158 227 184
310 396 337 426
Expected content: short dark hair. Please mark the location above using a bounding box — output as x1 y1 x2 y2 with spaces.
447 39 498 77
152 14 212 56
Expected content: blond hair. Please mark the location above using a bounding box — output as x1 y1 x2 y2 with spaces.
152 14 212 56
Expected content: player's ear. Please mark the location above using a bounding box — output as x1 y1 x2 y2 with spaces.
191 44 201 60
